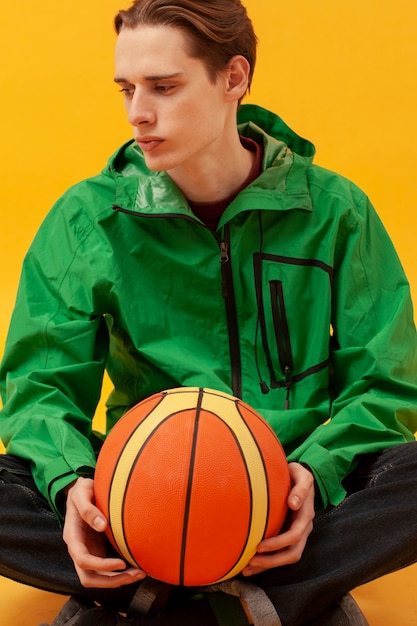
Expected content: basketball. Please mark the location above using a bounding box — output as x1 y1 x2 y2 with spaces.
94 387 290 586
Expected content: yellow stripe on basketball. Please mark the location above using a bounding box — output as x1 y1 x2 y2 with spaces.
108 388 203 566
199 389 268 582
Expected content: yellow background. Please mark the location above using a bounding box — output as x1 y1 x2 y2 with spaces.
0 0 416 624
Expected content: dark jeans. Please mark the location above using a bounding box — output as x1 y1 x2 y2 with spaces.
1 442 417 625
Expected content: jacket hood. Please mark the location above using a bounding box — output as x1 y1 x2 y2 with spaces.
237 104 315 159
104 104 316 218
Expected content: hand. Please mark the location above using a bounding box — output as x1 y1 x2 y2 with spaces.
63 477 146 588
242 462 315 576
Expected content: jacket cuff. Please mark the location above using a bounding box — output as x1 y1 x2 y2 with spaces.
42 457 95 520
288 442 346 508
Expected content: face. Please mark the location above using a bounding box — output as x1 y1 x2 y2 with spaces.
114 25 235 175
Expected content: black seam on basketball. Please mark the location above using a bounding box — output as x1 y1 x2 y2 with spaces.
179 388 204 585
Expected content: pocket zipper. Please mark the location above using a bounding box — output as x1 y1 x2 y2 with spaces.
270 280 294 409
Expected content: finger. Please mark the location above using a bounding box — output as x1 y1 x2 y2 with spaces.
76 502 107 533
73 551 129 573
71 548 146 586
69 483 108 531
256 510 311 554
243 524 311 574
287 464 314 510
77 566 146 589
242 541 303 575
244 512 314 575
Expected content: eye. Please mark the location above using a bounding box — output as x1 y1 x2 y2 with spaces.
118 85 135 98
155 84 176 93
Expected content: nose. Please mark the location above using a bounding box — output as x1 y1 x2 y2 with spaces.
127 89 156 127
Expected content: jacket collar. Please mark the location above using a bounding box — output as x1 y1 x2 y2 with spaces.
107 104 314 220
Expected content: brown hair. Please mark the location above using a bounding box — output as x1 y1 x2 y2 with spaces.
114 0 257 95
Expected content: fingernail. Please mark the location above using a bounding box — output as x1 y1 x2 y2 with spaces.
290 495 301 508
93 516 107 531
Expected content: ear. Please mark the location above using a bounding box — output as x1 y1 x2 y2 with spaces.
224 55 251 102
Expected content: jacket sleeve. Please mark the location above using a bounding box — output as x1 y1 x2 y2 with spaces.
287 191 417 507
0 196 109 518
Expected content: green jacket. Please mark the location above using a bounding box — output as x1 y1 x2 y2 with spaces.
1 104 416 518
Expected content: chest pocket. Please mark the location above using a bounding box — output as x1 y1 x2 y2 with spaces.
253 252 333 403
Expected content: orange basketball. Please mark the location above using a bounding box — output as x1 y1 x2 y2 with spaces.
94 387 290 586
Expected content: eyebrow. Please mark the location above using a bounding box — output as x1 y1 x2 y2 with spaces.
114 72 183 84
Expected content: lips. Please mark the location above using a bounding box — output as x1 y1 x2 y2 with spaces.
136 137 164 152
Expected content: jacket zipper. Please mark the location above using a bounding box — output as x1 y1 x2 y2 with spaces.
219 225 242 399
112 205 243 398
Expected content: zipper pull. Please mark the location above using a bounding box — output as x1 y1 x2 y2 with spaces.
284 365 293 410
220 241 229 263
220 241 230 298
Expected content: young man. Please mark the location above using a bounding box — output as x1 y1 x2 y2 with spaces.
1 0 417 624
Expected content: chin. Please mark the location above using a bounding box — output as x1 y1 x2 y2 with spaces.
144 161 165 172
142 152 176 173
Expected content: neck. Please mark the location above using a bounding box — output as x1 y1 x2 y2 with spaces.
167 130 255 204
